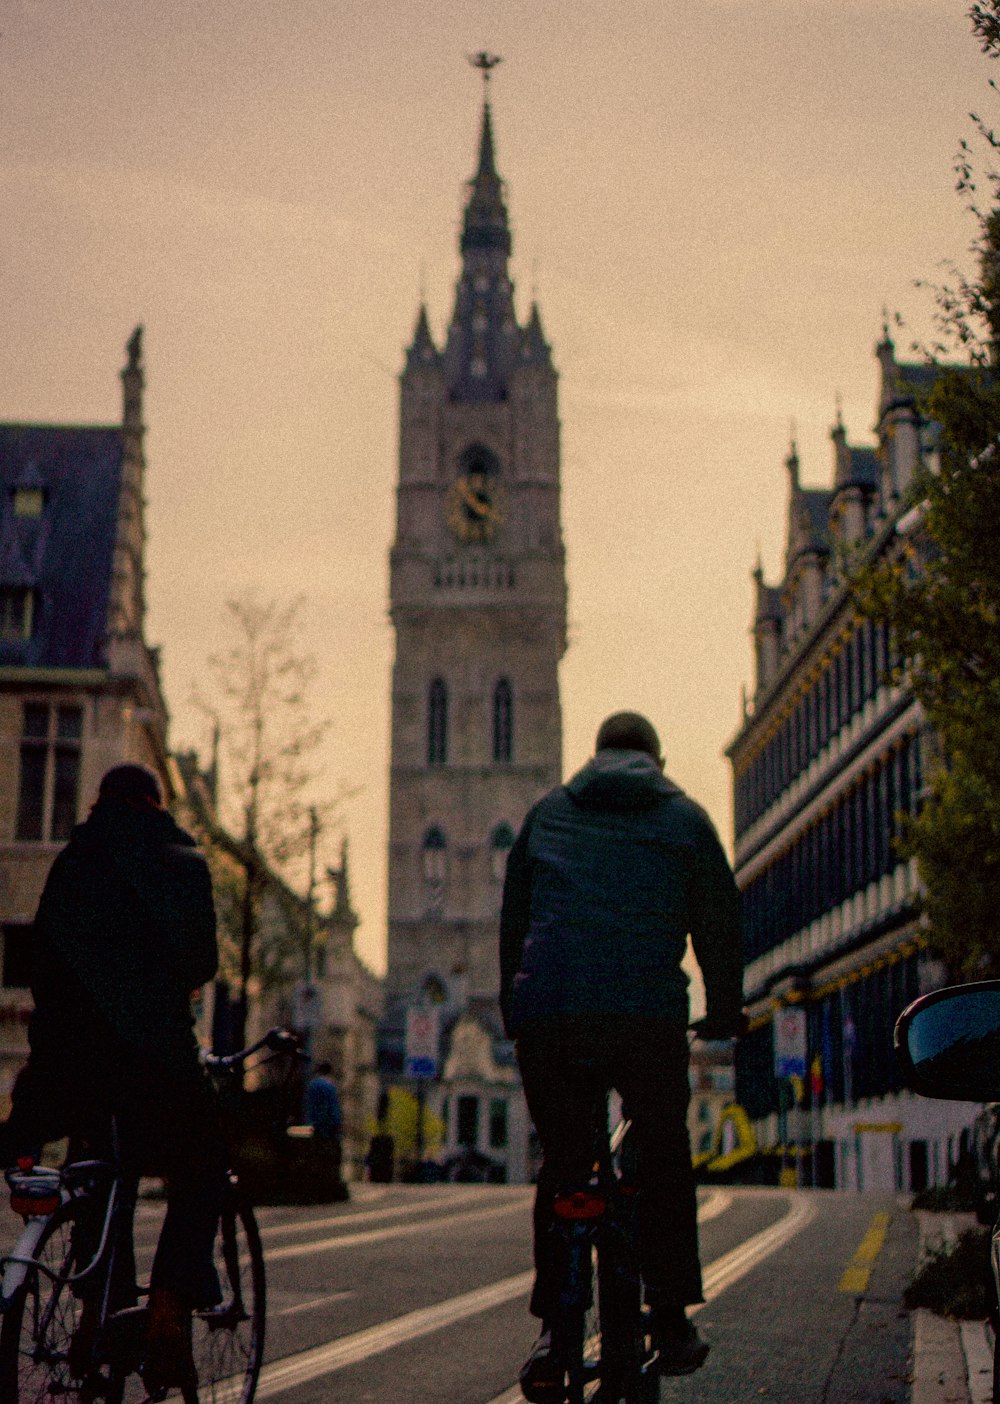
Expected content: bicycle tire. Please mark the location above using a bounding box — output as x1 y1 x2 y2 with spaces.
189 1189 265 1404
0 1200 88 1404
558 1236 607 1404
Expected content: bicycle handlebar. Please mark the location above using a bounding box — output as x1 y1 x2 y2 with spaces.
202 1027 305 1073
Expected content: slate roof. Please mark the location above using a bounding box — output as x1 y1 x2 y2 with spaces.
848 446 879 488
0 424 122 669
800 487 834 554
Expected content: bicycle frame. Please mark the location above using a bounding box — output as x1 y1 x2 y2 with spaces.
0 1026 298 1404
0 1156 120 1313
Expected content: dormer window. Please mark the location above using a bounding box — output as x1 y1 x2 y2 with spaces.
13 488 44 519
0 587 34 641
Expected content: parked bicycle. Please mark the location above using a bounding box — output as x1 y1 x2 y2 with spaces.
0 1027 301 1404
544 1101 662 1404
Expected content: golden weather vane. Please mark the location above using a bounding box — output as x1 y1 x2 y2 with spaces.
468 51 503 88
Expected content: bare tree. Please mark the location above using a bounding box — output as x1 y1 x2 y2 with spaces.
196 593 345 1049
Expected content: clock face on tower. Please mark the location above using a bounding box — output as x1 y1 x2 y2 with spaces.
446 455 507 543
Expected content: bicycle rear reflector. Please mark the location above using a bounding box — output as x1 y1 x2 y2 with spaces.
6 1167 61 1218
553 1189 608 1221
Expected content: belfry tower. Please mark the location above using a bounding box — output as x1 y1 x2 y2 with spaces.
385 64 567 1044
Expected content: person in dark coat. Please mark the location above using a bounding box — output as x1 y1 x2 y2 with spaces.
1 763 227 1391
500 712 744 1397
306 1061 346 1195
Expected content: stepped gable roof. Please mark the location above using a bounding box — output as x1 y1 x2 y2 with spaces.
0 423 123 668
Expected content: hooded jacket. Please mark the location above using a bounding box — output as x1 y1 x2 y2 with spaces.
28 799 218 1069
499 749 742 1035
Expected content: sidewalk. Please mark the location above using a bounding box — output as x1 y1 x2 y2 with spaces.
912 1311 992 1404
910 1211 993 1404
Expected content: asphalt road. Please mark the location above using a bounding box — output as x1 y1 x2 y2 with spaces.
5 1182 919 1403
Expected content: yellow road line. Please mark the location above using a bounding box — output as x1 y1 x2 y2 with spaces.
838 1210 891 1293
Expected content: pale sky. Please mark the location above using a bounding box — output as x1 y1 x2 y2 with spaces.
0 0 988 975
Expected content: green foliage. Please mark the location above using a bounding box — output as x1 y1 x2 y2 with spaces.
854 13 1000 978
911 1185 977 1213
904 1226 992 1320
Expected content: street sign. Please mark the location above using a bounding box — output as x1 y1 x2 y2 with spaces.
773 1006 807 1079
405 1006 440 1079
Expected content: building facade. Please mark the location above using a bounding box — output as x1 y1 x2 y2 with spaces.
729 332 978 1192
382 88 567 1181
0 330 171 1106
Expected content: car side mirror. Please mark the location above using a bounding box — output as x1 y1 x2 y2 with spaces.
895 980 1000 1102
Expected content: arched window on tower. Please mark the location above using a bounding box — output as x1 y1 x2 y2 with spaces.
422 826 447 912
428 678 448 766
490 821 516 882
492 678 513 764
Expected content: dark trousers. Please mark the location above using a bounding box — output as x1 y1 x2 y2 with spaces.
517 1015 702 1321
3 1049 227 1309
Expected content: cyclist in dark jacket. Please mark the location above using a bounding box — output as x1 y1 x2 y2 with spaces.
1 763 227 1391
500 712 743 1397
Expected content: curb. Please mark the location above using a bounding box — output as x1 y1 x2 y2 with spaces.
912 1309 973 1404
911 1311 993 1404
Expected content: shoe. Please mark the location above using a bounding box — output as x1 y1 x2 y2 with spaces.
142 1287 197 1395
519 1327 564 1401
652 1309 710 1376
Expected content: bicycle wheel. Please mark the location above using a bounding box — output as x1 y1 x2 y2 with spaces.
593 1232 658 1404
189 1191 265 1404
0 1201 87 1404
559 1237 607 1404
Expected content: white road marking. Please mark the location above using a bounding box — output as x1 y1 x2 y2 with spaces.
696 1188 733 1224
265 1198 529 1263
693 1193 816 1305
250 1191 811 1400
275 1291 353 1318
257 1187 512 1240
253 1271 536 1398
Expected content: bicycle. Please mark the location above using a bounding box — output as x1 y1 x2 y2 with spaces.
0 1027 301 1404
545 1104 661 1404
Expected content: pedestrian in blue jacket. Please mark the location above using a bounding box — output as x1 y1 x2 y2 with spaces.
500 712 743 1397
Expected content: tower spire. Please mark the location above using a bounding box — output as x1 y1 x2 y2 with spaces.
443 53 517 401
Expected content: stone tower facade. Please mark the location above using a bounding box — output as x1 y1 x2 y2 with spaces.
386 94 566 1023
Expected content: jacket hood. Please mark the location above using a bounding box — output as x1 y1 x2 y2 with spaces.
72 799 197 850
565 748 682 812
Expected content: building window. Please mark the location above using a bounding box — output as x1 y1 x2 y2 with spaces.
12 488 44 519
428 678 448 766
492 679 513 763
0 587 35 641
490 822 516 882
489 1098 508 1149
15 702 83 842
457 1095 479 1149
1 924 32 989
